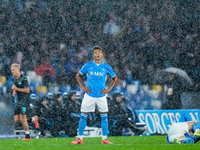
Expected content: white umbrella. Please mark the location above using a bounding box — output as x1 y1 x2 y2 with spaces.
165 67 193 86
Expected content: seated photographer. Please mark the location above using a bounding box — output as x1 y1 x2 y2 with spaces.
63 91 81 137
27 94 40 129
51 92 66 137
108 92 145 136
35 92 56 137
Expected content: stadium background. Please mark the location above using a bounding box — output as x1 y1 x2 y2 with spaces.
0 0 199 139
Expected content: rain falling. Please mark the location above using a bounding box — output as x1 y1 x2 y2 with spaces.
0 0 199 144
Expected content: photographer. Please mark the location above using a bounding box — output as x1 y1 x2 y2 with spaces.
63 91 81 137
35 92 55 137
27 94 40 129
108 92 144 136
51 92 66 137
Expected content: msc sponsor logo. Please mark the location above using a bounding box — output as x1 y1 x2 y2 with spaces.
94 72 105 76
90 71 105 76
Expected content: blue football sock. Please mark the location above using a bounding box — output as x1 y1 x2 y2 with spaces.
193 122 200 131
78 113 88 136
185 133 199 143
181 138 194 144
101 113 108 136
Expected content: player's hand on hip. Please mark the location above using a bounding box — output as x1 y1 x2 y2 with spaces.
100 88 110 95
12 85 17 90
82 87 92 94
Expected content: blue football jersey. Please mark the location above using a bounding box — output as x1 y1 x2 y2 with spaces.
80 61 116 97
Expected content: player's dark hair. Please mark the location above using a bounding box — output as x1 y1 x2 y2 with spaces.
92 46 103 53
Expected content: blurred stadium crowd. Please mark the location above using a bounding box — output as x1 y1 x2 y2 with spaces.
0 0 199 111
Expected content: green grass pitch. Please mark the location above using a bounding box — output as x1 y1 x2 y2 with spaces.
0 136 199 150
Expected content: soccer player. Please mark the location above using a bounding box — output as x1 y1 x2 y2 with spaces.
167 121 200 144
11 63 31 140
71 46 118 144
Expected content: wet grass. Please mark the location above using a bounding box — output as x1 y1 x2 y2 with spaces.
0 136 199 150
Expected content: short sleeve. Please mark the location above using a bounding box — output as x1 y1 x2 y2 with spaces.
23 77 29 88
79 63 89 75
107 65 116 78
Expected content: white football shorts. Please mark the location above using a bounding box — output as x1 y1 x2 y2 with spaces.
81 93 108 112
167 122 189 143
